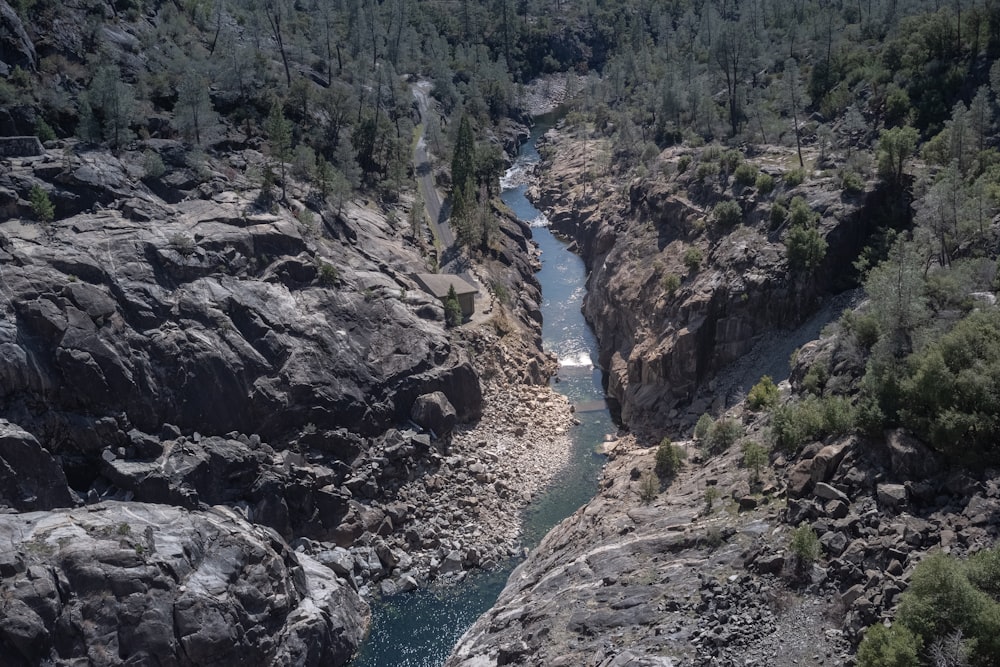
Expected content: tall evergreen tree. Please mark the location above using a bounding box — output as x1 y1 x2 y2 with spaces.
267 98 292 202
451 114 476 221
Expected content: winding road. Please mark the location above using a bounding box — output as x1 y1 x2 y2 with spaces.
412 81 454 248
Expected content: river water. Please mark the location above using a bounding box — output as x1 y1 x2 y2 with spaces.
350 122 612 667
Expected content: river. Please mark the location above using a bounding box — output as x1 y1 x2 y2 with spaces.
349 121 612 667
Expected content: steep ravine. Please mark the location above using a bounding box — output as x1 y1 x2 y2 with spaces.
527 127 894 435
447 126 1000 667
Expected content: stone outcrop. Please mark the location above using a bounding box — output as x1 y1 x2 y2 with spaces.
0 501 368 666
0 1 35 76
0 137 43 157
0 143 484 468
0 135 557 662
0 419 74 511
528 129 885 433
446 439 853 667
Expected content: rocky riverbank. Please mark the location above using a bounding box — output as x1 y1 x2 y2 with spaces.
446 432 854 667
320 375 577 600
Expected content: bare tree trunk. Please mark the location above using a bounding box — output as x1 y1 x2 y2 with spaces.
264 0 291 87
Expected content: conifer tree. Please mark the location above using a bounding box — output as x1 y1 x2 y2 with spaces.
451 114 476 221
267 98 292 202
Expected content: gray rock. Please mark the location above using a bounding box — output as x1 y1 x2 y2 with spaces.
755 553 785 575
439 549 464 574
810 441 851 484
876 484 908 512
886 429 939 480
0 501 368 665
0 420 74 511
819 530 849 556
814 482 850 504
410 391 458 439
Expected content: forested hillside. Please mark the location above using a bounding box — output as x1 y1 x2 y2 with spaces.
6 0 1000 665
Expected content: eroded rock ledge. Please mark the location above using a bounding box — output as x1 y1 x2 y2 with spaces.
526 127 887 434
0 501 367 666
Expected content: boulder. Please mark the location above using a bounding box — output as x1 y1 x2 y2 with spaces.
810 440 851 484
0 1 35 74
0 420 74 511
755 553 785 575
819 531 849 557
876 484 908 512
410 391 458 438
814 482 850 504
788 457 815 497
886 429 939 480
0 502 368 665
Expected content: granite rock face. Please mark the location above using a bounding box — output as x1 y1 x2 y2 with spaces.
528 131 885 433
0 135 555 663
0 145 483 481
0 501 369 666
0 419 74 511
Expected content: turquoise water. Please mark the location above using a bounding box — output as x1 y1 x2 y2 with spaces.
350 122 612 667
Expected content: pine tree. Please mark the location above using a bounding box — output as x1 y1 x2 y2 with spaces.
451 114 476 220
176 75 216 146
29 185 54 223
267 98 292 202
444 284 463 327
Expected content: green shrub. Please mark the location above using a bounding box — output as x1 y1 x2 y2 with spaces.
701 144 723 161
638 470 659 503
787 197 816 228
897 309 1000 457
784 167 806 187
142 150 166 179
770 396 855 451
492 281 510 305
29 185 54 223
841 309 880 351
859 547 1000 666
683 246 703 272
755 172 775 194
856 623 923 667
713 200 742 227
655 438 686 478
704 486 721 511
840 169 864 193
720 149 742 173
35 118 56 142
789 524 820 565
444 284 463 327
319 263 339 287
734 162 759 185
741 441 769 481
694 413 714 441
661 272 681 296
897 552 1000 661
695 160 719 181
677 155 691 173
786 223 828 271
802 362 829 396
706 417 742 453
747 375 779 411
769 202 788 229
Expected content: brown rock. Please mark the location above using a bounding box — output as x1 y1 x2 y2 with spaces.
788 457 815 497
886 429 939 480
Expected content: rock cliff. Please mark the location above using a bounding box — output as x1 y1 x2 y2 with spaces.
0 135 559 663
528 127 892 434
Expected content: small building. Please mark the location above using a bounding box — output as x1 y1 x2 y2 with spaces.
412 273 478 319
